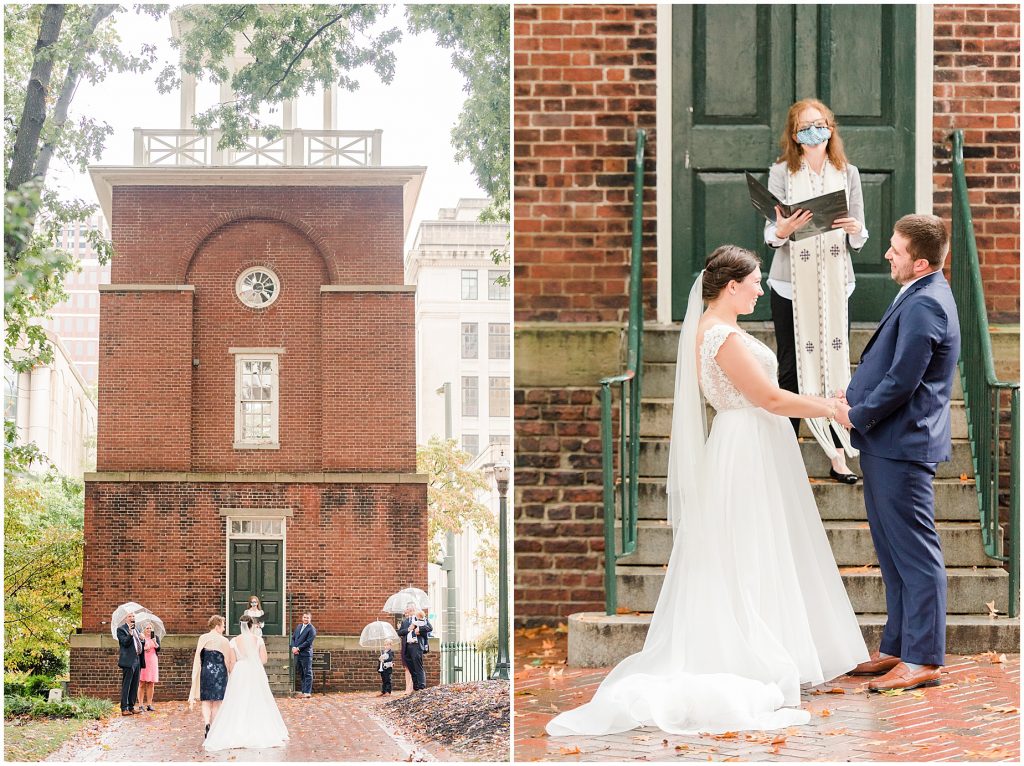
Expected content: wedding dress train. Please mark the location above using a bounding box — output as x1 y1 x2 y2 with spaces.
204 626 290 751
547 278 868 737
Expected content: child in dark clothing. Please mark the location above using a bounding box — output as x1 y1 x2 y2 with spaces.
377 639 395 696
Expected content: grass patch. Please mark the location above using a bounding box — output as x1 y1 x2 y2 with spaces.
3 717 91 761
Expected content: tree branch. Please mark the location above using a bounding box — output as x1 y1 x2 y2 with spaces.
263 12 347 99
6 4 66 192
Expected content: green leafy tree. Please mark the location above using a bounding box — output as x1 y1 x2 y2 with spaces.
3 474 84 673
417 436 496 563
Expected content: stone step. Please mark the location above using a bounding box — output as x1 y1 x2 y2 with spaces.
630 477 979 522
617 565 1010 615
616 520 997 568
640 398 968 440
566 611 1021 667
642 360 964 400
643 322 878 363
637 437 974 480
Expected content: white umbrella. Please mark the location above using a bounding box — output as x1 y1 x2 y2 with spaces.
382 587 429 614
110 602 148 639
359 620 400 650
133 611 166 640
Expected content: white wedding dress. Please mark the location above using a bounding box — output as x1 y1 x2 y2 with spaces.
547 275 868 737
204 625 290 751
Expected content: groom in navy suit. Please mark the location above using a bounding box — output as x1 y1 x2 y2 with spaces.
290 612 317 697
836 214 960 692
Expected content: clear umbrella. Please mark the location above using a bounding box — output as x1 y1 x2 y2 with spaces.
110 602 148 639
382 587 429 614
133 611 166 640
359 620 400 651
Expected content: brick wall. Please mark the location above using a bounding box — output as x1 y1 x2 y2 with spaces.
933 4 1020 322
98 290 193 471
82 481 427 635
69 646 439 699
514 3 658 324
110 186 405 285
514 388 607 623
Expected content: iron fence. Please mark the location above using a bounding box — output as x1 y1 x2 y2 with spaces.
440 642 497 684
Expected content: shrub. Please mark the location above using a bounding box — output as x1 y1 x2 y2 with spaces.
3 670 32 697
67 696 115 719
28 700 79 718
4 695 35 718
23 674 60 699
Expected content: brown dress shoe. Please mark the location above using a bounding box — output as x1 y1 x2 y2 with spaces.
868 662 942 692
848 652 901 676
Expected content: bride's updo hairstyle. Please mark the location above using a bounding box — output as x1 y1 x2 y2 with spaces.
239 615 253 628
702 245 761 302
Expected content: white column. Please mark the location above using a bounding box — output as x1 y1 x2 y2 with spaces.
180 71 197 129
323 84 338 130
27 366 52 461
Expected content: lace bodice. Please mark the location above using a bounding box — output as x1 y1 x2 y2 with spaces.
699 324 778 412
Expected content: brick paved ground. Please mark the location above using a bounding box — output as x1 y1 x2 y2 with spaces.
514 627 1020 762
44 692 444 762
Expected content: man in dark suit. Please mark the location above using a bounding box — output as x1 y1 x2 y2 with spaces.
397 605 432 691
837 214 960 693
116 612 144 715
290 611 317 697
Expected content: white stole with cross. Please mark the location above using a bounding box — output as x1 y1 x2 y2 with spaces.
787 161 857 460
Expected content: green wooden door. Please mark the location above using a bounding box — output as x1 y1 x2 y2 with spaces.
671 4 916 321
229 539 283 635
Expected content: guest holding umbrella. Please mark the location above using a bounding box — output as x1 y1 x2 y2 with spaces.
137 622 161 712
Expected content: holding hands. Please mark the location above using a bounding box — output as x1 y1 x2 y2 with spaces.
833 389 853 429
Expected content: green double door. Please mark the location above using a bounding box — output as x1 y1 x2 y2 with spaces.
671 4 916 321
229 540 283 635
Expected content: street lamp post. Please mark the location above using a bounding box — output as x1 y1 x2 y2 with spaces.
436 382 457 683
490 449 511 681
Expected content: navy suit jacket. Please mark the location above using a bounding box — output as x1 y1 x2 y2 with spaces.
290 623 316 655
846 270 960 462
116 624 142 670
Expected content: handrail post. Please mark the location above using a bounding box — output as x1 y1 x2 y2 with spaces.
601 381 617 616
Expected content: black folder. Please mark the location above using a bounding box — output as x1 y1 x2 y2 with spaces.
745 172 849 242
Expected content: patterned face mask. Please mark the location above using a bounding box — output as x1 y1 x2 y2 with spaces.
796 126 832 146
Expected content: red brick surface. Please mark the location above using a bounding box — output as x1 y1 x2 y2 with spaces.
515 645 1021 762
81 481 426 635
933 4 1021 322
514 3 658 324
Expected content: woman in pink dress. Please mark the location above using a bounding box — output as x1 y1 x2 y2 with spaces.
137 623 160 711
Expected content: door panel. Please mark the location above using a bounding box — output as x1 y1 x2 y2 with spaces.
672 4 916 321
229 538 283 636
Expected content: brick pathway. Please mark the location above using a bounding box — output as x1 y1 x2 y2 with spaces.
44 692 440 762
514 630 1020 762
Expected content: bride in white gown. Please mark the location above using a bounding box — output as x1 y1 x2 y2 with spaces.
547 245 868 737
204 615 290 751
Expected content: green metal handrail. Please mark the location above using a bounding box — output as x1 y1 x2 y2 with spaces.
600 129 646 615
949 129 1020 618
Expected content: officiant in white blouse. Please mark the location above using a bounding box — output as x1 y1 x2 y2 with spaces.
764 97 869 485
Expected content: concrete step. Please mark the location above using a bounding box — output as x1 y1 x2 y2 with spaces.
640 398 968 440
638 437 975 480
617 565 1010 615
643 322 877 363
617 520 996 567
566 611 1021 667
642 360 963 400
630 478 979 522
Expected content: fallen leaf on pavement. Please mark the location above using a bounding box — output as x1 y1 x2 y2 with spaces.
817 708 832 717
558 745 581 755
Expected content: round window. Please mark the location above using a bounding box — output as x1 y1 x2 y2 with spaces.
235 267 280 309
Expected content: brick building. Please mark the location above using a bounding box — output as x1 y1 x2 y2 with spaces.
514 4 1020 627
69 89 436 695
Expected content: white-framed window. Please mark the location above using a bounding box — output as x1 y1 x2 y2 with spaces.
462 322 478 359
462 434 479 457
488 270 510 300
488 323 510 359
489 434 510 447
461 270 478 300
228 517 285 538
233 352 280 448
462 376 478 417
236 266 281 309
489 376 509 417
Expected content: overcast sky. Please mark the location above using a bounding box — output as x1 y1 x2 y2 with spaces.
48 4 486 249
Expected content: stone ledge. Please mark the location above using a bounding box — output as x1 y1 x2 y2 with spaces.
515 322 623 387
84 472 429 484
99 284 195 292
320 285 416 292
